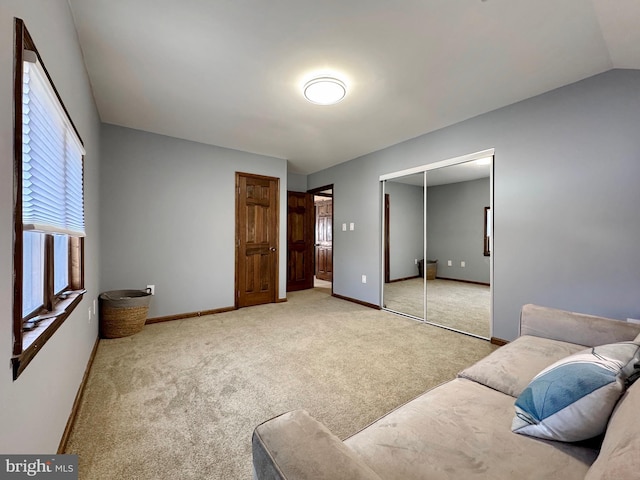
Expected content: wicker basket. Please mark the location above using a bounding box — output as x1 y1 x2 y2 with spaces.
425 260 438 280
99 289 152 339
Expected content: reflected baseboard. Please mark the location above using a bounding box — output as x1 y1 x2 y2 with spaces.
435 276 490 287
388 275 420 283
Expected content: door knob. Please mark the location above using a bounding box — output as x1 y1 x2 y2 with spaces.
270 247 277 252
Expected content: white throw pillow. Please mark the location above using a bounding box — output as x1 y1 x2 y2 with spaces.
512 342 640 442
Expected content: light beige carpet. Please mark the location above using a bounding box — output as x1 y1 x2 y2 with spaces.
384 278 491 338
65 288 496 479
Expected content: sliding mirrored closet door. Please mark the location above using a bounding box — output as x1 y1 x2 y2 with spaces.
382 172 426 320
380 150 494 340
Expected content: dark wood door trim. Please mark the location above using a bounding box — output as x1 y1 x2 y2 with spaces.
308 184 333 197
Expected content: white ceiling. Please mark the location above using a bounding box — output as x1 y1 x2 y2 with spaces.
67 0 640 175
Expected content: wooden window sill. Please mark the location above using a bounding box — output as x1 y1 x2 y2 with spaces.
12 290 85 380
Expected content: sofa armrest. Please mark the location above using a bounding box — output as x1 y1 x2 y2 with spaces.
252 410 383 480
520 304 640 347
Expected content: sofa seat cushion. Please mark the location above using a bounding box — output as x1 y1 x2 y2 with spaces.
458 335 585 397
345 378 598 480
585 380 640 479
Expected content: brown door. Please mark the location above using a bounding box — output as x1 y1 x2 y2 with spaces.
236 173 279 308
315 198 333 281
287 192 314 291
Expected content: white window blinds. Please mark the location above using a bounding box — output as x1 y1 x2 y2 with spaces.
22 53 86 236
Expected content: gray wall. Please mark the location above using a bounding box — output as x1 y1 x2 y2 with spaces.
385 181 424 280
287 172 308 193
309 69 640 341
427 178 490 283
100 125 288 318
0 1 102 452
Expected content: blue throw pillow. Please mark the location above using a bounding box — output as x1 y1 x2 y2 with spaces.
512 342 640 442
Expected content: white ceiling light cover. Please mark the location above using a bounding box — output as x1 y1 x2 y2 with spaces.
303 77 346 105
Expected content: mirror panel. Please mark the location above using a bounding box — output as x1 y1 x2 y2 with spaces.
425 159 491 338
382 172 425 320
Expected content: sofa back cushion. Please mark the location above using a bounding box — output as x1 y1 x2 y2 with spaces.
520 304 640 347
585 379 640 479
459 335 584 397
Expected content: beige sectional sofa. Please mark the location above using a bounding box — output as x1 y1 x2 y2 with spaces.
252 304 640 479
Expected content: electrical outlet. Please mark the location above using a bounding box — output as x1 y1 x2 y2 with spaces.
342 223 347 231
361 275 367 284
447 260 452 267
461 261 466 268
147 285 155 295
350 222 355 231
414 258 418 265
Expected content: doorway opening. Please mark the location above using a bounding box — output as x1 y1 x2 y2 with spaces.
310 185 333 293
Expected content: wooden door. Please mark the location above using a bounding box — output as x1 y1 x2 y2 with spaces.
236 173 279 308
315 198 333 281
287 192 314 291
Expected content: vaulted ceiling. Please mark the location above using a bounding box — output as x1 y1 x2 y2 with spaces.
67 0 640 174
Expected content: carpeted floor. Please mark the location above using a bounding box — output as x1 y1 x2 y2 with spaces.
65 288 496 479
384 278 491 338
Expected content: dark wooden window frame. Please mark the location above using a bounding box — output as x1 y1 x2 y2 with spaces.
12 18 85 380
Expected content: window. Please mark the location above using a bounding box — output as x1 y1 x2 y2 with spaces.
54 234 70 294
12 18 86 380
22 231 44 317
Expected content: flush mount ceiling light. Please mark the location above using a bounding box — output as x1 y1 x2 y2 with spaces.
303 76 346 105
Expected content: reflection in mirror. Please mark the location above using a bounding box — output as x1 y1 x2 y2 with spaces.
382 172 425 320
425 159 491 338
484 207 491 256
